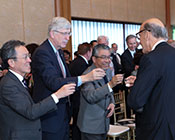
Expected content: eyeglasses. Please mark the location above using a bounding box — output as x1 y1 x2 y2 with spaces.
136 29 151 40
95 55 112 60
11 54 31 60
54 30 72 36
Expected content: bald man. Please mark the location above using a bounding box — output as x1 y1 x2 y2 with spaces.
127 18 175 140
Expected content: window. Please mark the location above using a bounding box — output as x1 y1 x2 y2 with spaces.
71 19 141 56
172 26 175 40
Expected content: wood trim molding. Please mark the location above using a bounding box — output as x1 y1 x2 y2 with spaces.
54 0 72 57
165 0 171 38
54 0 58 17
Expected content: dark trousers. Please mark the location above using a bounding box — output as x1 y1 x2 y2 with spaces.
42 120 69 140
125 89 131 118
72 107 81 140
81 132 106 140
42 104 70 140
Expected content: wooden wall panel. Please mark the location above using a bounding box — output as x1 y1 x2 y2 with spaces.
91 0 111 20
140 0 155 22
0 0 23 46
155 0 166 24
171 0 175 25
127 0 142 23
71 0 166 24
71 0 91 18
23 0 55 44
111 0 128 21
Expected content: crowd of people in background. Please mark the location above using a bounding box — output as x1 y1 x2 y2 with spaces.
0 16 175 140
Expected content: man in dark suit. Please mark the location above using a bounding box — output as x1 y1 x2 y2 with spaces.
121 35 138 118
69 42 92 140
32 17 106 140
111 43 122 74
77 44 124 140
0 40 76 140
127 18 175 140
121 35 138 78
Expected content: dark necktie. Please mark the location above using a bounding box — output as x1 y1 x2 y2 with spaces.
104 75 108 84
22 79 29 90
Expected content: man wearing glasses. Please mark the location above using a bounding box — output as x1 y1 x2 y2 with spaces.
32 17 106 140
77 44 124 140
0 40 76 140
127 18 175 140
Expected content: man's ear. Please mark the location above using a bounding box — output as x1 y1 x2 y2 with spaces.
8 59 15 68
92 56 96 63
50 31 55 38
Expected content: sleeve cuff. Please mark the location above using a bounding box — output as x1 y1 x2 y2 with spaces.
51 94 59 104
107 83 113 92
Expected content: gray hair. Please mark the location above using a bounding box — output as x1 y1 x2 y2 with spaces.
97 35 109 45
144 23 168 40
92 44 110 57
48 17 71 37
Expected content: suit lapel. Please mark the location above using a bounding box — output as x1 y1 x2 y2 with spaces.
44 40 71 77
7 72 34 103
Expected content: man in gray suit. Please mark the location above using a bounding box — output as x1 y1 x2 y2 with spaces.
77 44 124 140
0 40 76 140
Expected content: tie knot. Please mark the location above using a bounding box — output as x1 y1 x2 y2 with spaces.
22 79 28 88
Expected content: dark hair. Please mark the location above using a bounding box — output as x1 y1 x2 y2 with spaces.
74 51 79 57
126 34 136 43
0 40 25 68
25 43 39 56
63 50 71 56
92 44 110 57
90 40 97 45
78 42 92 55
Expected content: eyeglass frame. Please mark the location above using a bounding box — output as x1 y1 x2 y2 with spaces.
136 29 151 40
10 53 31 60
53 30 72 36
94 55 112 60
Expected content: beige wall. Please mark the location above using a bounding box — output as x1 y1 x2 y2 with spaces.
171 0 175 25
0 0 55 46
0 0 174 47
71 0 166 24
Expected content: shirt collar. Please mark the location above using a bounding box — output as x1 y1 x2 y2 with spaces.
79 55 89 64
152 40 166 51
9 69 24 82
48 39 58 53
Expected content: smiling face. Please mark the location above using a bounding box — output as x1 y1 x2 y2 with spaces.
127 37 137 51
8 46 31 77
92 49 111 70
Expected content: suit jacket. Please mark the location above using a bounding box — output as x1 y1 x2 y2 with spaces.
32 39 78 133
77 64 115 134
0 71 57 140
128 42 175 140
121 49 135 77
69 55 89 108
111 53 122 74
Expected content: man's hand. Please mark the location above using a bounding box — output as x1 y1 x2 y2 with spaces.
124 75 136 87
81 68 106 83
107 103 115 118
108 74 124 88
54 83 76 99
